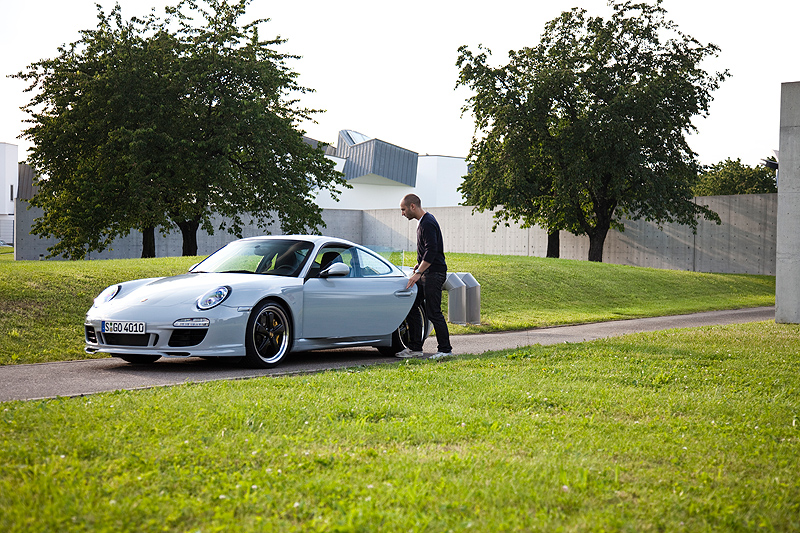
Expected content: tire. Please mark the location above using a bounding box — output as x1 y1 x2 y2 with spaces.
244 300 292 368
119 354 161 364
377 303 428 356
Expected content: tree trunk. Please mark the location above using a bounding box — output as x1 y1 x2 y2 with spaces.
587 229 608 262
177 219 200 256
141 227 156 258
546 231 560 258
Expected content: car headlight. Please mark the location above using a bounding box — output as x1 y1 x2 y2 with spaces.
197 286 231 310
93 285 121 307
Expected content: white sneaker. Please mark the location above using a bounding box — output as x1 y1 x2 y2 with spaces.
430 351 453 360
395 348 423 359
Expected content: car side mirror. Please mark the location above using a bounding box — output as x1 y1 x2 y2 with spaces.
320 262 350 278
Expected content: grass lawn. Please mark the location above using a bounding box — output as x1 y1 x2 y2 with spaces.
0 253 776 365
443 254 774 333
1 321 798 531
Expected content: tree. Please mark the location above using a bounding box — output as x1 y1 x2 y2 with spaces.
456 0 726 262
16 6 175 258
692 158 777 196
16 0 347 259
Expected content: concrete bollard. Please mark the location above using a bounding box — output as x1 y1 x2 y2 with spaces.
444 272 467 325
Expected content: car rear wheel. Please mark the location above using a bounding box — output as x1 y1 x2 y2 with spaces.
118 354 161 364
377 303 428 357
244 300 291 368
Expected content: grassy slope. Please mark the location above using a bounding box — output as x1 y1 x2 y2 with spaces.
0 256 202 364
445 253 774 332
1 321 798 531
0 253 775 364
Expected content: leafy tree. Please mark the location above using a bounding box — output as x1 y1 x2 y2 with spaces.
457 0 727 262
16 0 346 259
692 158 777 196
16 6 174 258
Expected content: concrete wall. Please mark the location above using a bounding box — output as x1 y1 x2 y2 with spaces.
15 194 777 276
361 194 777 275
14 202 363 261
776 81 800 322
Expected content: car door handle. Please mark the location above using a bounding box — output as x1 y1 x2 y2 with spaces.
394 290 414 297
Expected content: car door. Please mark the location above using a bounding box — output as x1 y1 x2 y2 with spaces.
302 245 416 339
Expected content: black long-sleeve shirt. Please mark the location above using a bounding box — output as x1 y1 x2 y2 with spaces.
417 212 447 272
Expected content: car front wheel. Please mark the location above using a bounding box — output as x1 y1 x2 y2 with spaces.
244 300 292 368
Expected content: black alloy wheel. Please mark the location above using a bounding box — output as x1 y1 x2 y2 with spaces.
244 300 292 368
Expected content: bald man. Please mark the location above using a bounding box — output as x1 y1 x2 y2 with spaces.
397 194 452 359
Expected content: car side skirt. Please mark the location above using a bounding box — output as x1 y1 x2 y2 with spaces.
293 334 393 352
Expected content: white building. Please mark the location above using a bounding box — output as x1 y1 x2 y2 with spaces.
0 142 18 243
312 130 467 210
2 130 467 248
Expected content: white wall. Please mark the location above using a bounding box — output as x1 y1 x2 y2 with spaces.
315 177 412 210
414 155 468 208
0 143 18 215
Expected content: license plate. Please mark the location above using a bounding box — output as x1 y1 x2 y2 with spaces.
102 321 146 334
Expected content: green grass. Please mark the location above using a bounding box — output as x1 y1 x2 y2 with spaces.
0 253 775 365
2 321 798 531
0 256 203 365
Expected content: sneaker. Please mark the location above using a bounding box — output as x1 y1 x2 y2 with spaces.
430 351 453 360
395 348 423 359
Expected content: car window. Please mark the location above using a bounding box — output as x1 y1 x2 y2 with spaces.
192 239 313 277
308 245 357 278
354 248 394 277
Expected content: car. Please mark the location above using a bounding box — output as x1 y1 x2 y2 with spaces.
85 235 430 367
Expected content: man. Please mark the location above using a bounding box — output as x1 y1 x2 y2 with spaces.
396 194 453 359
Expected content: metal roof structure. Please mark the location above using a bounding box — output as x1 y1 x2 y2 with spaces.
332 130 418 187
16 163 37 200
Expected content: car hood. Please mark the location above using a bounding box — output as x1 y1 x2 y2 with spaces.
95 272 298 311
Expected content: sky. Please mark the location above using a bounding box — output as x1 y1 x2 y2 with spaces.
1 0 798 168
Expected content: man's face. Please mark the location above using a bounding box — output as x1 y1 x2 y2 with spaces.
400 201 414 220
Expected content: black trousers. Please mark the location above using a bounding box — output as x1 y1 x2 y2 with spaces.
408 271 452 353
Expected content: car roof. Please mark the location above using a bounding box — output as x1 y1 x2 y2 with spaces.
236 235 359 248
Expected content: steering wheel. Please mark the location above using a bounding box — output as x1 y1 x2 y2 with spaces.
269 264 295 275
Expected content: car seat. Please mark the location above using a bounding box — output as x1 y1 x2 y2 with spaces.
320 251 343 270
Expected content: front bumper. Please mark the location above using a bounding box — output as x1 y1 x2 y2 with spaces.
84 304 249 358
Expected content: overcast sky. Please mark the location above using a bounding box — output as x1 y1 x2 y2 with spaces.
2 0 798 167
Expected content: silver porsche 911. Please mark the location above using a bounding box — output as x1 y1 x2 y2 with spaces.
85 235 429 367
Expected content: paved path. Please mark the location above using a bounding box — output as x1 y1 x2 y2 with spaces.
0 307 774 402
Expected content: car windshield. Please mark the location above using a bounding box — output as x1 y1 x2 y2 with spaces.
191 239 314 277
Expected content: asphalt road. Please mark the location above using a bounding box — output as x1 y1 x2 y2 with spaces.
0 307 775 402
